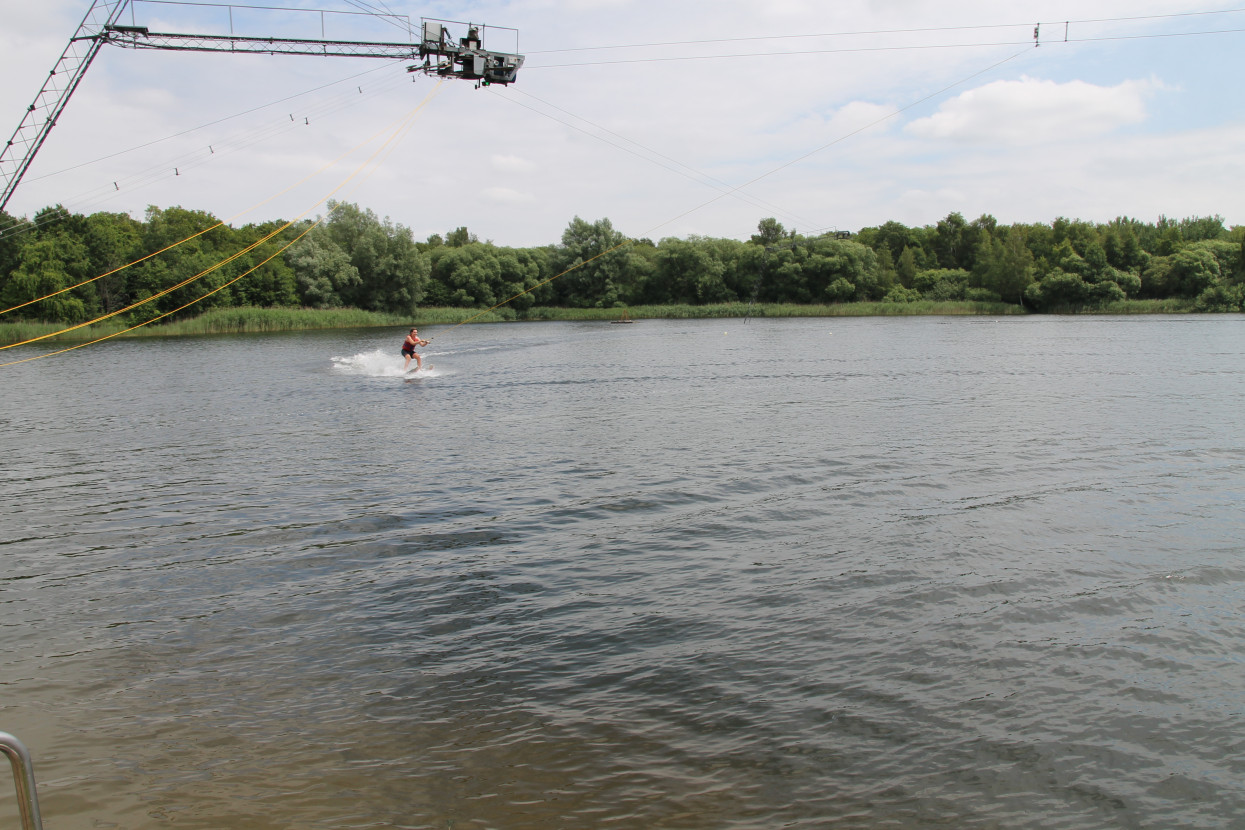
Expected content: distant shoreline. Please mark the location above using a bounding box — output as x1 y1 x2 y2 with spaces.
0 299 1203 346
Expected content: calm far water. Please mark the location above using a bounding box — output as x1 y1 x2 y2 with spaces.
1 315 1243 829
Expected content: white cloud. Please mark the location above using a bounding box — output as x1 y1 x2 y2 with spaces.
823 101 900 140
491 154 536 173
904 76 1159 144
2 2 1240 244
484 186 536 204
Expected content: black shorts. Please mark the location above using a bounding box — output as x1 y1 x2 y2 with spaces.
402 346 415 357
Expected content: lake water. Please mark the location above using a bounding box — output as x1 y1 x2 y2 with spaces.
2 315 1243 829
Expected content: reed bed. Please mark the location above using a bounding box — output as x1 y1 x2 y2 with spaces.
1077 299 1196 315
146 307 416 335
3 298 1202 346
0 319 129 346
517 301 1025 321
1 308 412 345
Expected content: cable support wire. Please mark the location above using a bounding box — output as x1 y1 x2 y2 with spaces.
638 48 1028 242
0 67 414 245
431 47 1030 340
129 0 418 45
0 85 428 318
496 88 823 234
13 90 438 367
429 238 638 341
0 90 430 368
11 10 1236 236
1 87 440 361
134 0 410 25
336 0 414 36
1 211 318 367
0 83 443 346
0 68 415 245
67 71 409 200
1 100 388 244
527 7 1245 54
526 24 1245 68
23 62 398 186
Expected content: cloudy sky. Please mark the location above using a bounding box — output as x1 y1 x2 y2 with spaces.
2 0 1242 247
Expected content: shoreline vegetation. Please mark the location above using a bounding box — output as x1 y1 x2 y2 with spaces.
0 299 1203 346
3 203 1241 348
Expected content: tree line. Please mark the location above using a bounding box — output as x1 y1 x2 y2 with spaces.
2 201 1243 325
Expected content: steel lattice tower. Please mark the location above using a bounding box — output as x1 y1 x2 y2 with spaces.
0 0 131 213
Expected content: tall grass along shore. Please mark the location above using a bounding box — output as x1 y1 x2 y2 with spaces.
0 299 1199 345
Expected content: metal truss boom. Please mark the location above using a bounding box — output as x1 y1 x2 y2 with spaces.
101 23 524 83
0 2 524 214
0 0 131 213
100 27 422 60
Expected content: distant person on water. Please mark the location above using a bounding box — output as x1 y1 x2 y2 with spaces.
401 328 428 371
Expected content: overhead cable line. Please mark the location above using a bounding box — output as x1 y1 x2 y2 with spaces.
132 0 419 43
0 84 439 368
0 68 413 244
529 40 1039 68
4 219 302 347
431 47 1031 340
526 27 1244 69
23 63 397 185
0 83 443 325
59 71 411 203
1054 26 1245 43
2 217 318 366
496 88 824 234
477 42 1010 303
0 92 426 319
134 0 400 20
629 47 1032 248
527 7 1245 53
337 0 413 35
0 65 409 239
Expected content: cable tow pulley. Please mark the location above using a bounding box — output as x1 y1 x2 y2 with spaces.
406 19 524 87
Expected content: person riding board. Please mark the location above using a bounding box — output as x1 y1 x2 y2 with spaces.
401 328 428 371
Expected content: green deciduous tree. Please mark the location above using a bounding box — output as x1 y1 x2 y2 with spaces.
1178 215 1227 243
1194 283 1245 312
83 211 142 314
0 231 94 322
750 217 787 246
915 268 970 301
312 201 429 313
10 202 1245 323
0 211 29 283
973 227 1034 305
287 229 359 308
126 205 236 323
897 246 918 288
226 220 300 307
1164 246 1221 298
655 237 735 304
825 277 855 303
882 285 922 303
933 212 968 269
1024 269 1090 311
555 217 631 308
806 237 882 301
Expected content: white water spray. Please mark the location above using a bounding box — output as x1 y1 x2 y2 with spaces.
330 349 444 378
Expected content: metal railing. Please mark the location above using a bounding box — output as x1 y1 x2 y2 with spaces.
0 732 43 830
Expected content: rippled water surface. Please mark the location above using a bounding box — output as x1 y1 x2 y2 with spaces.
2 315 1244 829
